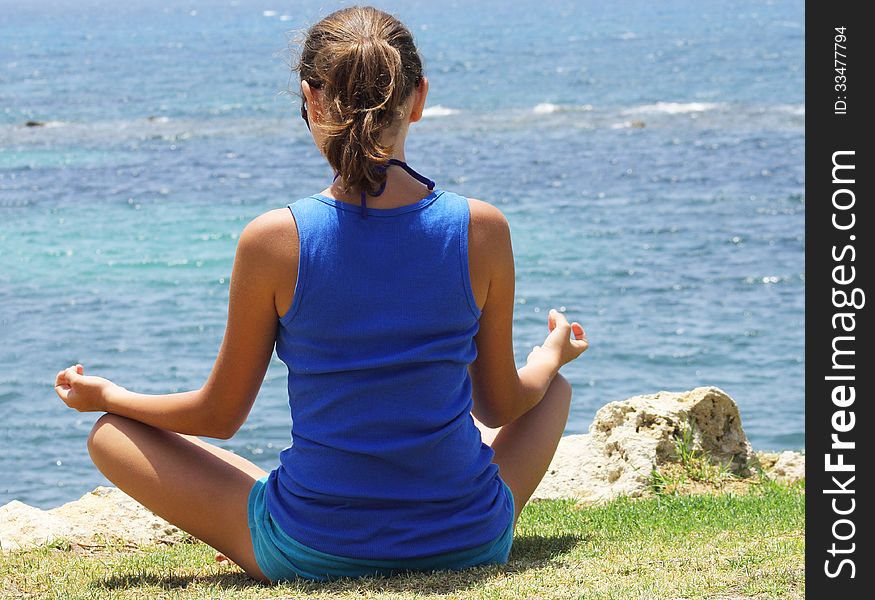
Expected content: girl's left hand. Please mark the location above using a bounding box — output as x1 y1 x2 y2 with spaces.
54 364 123 413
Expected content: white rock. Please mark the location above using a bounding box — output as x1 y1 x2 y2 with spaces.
766 451 805 483
0 501 81 552
532 386 756 503
1 486 183 553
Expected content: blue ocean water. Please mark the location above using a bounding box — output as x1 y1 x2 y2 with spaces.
0 0 804 508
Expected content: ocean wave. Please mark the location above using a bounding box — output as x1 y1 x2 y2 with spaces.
533 102 594 115
0 115 307 148
421 105 459 118
14 119 68 129
610 120 647 130
1 98 805 146
775 104 805 116
624 102 723 115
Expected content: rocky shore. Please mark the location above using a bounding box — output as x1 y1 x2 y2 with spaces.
0 386 803 553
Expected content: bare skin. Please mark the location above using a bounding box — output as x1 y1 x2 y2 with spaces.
55 76 588 583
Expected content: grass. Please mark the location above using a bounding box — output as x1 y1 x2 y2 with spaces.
649 421 757 496
1 480 804 599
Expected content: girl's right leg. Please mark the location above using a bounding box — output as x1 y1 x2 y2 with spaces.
86 414 270 583
473 373 573 528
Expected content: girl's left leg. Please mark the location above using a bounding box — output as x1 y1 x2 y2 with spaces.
86 413 270 583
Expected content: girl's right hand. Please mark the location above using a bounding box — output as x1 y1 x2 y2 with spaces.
527 308 588 368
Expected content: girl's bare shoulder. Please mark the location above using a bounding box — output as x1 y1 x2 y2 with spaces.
235 208 299 280
466 197 512 250
240 208 298 252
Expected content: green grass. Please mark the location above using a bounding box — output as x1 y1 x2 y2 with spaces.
649 422 753 496
1 481 804 599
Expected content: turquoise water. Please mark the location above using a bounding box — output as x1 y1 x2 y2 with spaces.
0 0 804 508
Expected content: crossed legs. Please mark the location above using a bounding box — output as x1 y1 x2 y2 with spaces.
85 372 571 584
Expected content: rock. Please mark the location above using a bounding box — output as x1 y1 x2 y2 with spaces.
629 119 646 128
532 386 756 504
24 120 46 127
1 487 184 553
0 501 78 552
762 450 805 483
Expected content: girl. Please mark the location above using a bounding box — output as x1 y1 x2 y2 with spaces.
54 5 588 584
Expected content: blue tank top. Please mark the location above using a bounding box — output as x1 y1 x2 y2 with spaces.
265 186 513 560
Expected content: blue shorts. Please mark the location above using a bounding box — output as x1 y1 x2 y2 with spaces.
247 474 515 582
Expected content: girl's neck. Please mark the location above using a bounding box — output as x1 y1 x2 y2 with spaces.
322 154 433 209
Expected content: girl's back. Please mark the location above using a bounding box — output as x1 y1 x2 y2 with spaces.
267 188 511 559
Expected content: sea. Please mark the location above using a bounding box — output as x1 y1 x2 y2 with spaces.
0 0 804 508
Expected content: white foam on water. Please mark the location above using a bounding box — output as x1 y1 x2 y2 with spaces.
610 121 645 129
533 102 560 114
262 10 278 17
776 104 805 116
533 103 594 114
421 105 459 117
624 102 722 115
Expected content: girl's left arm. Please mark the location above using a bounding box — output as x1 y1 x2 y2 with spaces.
55 212 287 439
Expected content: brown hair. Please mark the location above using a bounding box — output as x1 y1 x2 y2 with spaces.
297 6 424 196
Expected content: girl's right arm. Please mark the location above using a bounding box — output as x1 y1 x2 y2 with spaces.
55 211 287 440
467 201 587 428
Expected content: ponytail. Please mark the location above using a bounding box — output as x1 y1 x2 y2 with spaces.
297 6 424 196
